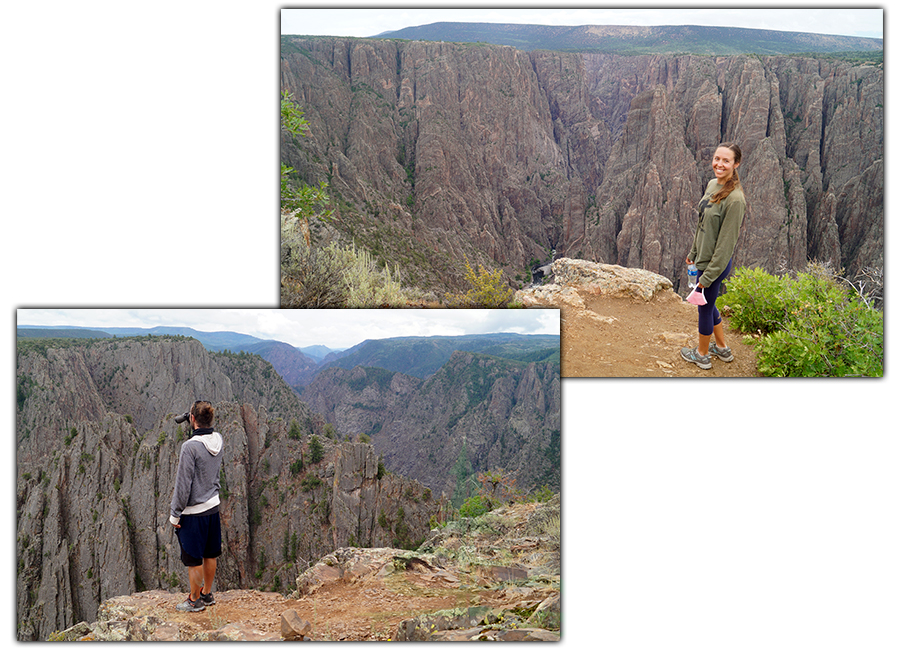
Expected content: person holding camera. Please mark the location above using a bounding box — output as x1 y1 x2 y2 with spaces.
169 400 224 612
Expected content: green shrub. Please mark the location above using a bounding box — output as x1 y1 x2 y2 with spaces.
300 474 322 492
447 258 515 308
459 495 493 518
527 484 556 503
720 265 883 377
718 267 791 334
308 434 325 463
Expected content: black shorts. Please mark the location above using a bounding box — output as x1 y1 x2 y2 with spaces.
175 509 222 566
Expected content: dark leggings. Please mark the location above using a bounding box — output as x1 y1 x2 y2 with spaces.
697 259 733 336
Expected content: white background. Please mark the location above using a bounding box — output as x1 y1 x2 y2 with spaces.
3 2 896 656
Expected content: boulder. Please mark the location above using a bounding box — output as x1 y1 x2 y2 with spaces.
517 258 676 316
552 258 674 301
281 609 313 641
203 622 281 642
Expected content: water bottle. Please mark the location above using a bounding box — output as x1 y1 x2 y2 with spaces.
687 263 698 288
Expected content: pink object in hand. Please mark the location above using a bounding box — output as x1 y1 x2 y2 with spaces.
686 287 707 306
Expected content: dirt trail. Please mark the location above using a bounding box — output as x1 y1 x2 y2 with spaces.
559 290 760 377
138 585 475 641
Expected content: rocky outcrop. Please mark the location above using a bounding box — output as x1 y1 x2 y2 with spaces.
16 337 438 640
551 257 674 301
235 340 321 390
517 257 682 328
394 608 560 641
281 38 882 294
48 590 288 641
50 495 560 641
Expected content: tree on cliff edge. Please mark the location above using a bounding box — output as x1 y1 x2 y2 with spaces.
280 90 330 246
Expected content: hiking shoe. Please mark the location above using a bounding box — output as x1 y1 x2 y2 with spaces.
680 347 712 370
199 591 215 606
175 597 206 612
709 344 734 362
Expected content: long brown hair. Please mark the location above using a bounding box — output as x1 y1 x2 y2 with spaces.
710 142 742 204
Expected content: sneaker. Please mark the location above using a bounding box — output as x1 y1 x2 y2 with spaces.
680 347 712 370
709 344 734 362
199 591 215 606
175 597 206 612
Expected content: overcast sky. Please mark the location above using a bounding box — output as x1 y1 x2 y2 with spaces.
16 308 560 351
282 6 883 39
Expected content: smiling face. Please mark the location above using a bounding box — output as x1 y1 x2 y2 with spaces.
712 146 740 184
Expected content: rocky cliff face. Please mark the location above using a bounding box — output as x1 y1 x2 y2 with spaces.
232 340 320 390
300 352 562 500
15 337 438 640
281 38 882 293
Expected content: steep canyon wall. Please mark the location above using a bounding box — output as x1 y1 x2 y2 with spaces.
300 353 562 500
281 38 883 292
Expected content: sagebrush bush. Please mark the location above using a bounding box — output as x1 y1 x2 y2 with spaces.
720 264 883 377
281 225 408 308
332 243 405 308
281 233 349 308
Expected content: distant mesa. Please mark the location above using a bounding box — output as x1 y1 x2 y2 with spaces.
369 21 882 55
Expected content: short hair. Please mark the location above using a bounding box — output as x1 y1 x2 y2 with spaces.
191 401 214 427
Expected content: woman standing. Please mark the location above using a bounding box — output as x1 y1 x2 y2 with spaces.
681 143 746 370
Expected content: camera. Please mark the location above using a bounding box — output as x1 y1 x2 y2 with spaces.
174 411 190 424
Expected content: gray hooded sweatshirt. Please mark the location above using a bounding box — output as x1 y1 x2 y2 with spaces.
169 427 224 526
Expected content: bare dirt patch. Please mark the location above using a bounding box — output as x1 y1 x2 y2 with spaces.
99 583 476 641
275 577 486 640
559 290 760 377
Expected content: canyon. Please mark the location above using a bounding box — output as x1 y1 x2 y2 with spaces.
280 37 883 296
16 333 559 639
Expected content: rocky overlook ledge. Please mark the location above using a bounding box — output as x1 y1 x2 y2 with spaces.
517 257 679 320
516 258 760 377
50 496 561 641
